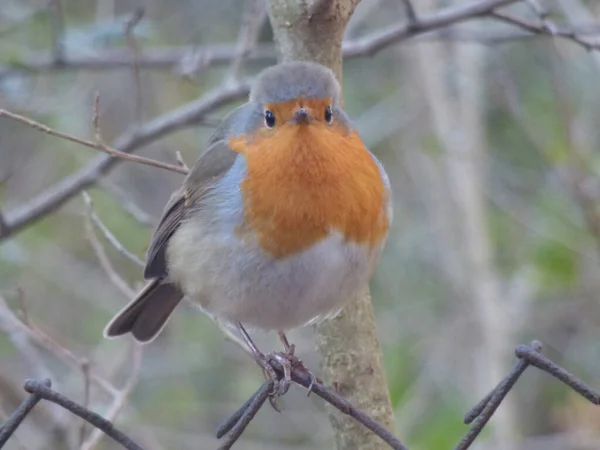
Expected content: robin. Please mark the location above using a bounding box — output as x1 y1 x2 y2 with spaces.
103 61 392 394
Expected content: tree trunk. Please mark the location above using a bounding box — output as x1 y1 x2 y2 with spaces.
265 2 397 449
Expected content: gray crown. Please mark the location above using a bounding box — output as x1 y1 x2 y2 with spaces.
250 61 340 105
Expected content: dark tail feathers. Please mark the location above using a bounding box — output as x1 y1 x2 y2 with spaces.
103 279 183 343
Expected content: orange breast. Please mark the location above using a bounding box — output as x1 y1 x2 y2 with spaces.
228 122 389 259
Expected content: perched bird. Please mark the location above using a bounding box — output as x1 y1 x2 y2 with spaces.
103 61 392 392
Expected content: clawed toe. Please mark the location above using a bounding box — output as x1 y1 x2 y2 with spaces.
239 324 321 405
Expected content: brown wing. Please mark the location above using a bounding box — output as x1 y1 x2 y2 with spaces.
143 140 239 279
143 187 187 279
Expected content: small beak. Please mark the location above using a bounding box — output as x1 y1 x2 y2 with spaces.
292 108 311 124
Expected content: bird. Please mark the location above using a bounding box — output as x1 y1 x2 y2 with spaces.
103 60 392 394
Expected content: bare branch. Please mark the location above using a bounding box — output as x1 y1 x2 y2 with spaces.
523 0 558 35
3 338 600 449
78 360 92 447
123 8 145 123
49 0 66 64
23 379 145 450
0 211 6 238
399 0 418 29
0 108 188 175
218 359 408 450
83 198 138 299
82 192 146 268
343 0 520 57
4 0 600 80
0 296 118 397
227 0 268 83
216 381 272 450
456 341 543 449
175 151 190 171
491 10 600 50
0 45 274 76
98 181 156 227
515 344 600 403
80 343 143 450
0 379 50 447
0 80 251 241
15 287 30 326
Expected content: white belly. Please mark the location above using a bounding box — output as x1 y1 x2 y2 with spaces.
167 222 382 331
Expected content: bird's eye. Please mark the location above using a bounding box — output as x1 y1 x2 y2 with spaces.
264 110 276 128
325 105 333 124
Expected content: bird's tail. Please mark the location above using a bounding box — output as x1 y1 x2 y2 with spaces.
103 279 183 343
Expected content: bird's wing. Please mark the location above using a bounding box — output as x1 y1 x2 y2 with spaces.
143 128 242 280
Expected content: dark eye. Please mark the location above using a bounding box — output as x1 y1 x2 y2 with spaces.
264 110 275 128
325 105 333 123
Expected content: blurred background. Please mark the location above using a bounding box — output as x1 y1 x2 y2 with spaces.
1 0 600 449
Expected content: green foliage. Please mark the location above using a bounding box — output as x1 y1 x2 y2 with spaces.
409 394 470 450
531 240 579 290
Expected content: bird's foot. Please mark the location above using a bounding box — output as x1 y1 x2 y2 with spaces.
267 351 322 397
252 351 291 410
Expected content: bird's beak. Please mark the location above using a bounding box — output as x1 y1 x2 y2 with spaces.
292 108 311 125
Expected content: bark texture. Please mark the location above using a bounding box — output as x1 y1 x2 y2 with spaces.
265 2 396 449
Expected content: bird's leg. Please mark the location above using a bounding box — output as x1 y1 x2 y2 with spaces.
277 330 295 356
237 323 290 400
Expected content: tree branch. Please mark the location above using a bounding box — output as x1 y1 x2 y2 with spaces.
2 340 600 449
217 361 408 450
22 380 145 450
491 10 600 50
0 80 250 241
0 108 188 175
82 192 146 268
6 0 600 79
344 0 519 57
456 341 543 449
0 379 50 448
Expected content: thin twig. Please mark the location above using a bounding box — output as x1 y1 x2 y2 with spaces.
217 381 272 450
0 296 118 397
491 10 600 50
7 0 600 79
400 0 418 28
175 151 190 171
80 343 143 450
0 79 252 241
524 0 558 35
0 379 51 447
23 379 145 450
227 0 267 83
0 211 6 236
98 181 156 227
0 108 188 175
49 0 65 64
15 286 30 326
123 8 145 123
342 0 520 56
82 191 146 268
83 200 137 299
79 359 92 447
0 293 56 384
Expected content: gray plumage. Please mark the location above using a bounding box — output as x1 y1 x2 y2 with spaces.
250 61 340 105
103 60 390 344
